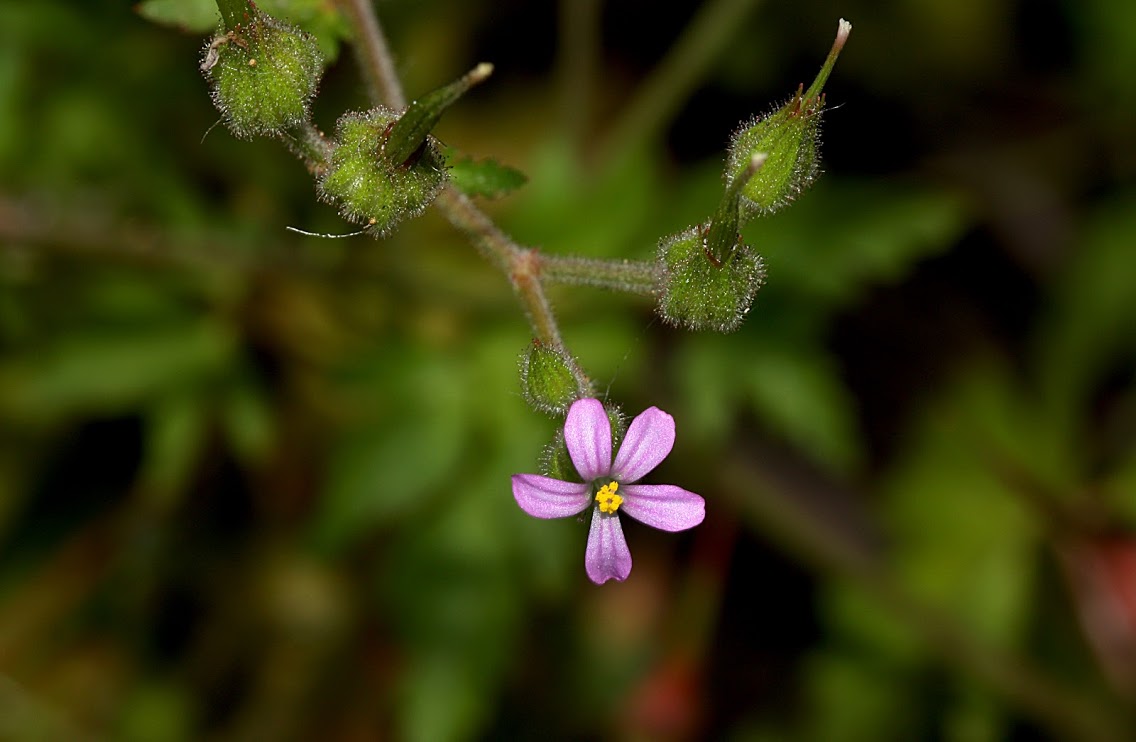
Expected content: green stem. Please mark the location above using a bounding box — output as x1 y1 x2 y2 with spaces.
539 255 660 295
340 0 595 396
803 18 851 102
277 123 334 177
597 0 762 165
215 0 250 31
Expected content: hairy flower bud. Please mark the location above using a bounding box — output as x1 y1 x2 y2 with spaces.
657 153 768 332
317 65 493 237
317 108 447 236
519 340 583 416
202 5 323 139
726 18 850 218
656 224 765 333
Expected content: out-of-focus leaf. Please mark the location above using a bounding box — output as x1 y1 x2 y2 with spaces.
444 148 528 199
115 681 193 742
505 140 661 258
883 363 1041 641
137 0 349 59
1037 194 1136 424
0 320 235 424
744 179 970 309
312 352 468 552
260 0 350 60
135 0 219 32
384 445 524 742
220 374 276 466
139 394 208 509
673 333 861 474
800 649 921 742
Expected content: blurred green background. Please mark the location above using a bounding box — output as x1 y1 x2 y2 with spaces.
2 0 1136 739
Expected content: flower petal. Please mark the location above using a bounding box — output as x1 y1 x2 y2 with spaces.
585 511 632 584
512 474 591 519
620 484 704 532
611 406 675 483
564 398 612 481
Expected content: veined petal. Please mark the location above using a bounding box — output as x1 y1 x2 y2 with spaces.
585 511 632 584
611 406 675 483
512 474 591 519
620 484 704 532
565 398 612 481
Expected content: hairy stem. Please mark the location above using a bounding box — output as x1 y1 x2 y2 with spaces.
540 255 660 295
278 123 334 177
339 0 599 394
336 0 406 109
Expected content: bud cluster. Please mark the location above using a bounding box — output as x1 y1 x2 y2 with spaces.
656 19 851 333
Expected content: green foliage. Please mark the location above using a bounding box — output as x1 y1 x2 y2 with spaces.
138 0 349 58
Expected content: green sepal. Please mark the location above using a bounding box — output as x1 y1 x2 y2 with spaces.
202 7 323 139
657 224 766 333
519 340 582 416
540 430 578 481
383 63 493 168
318 108 447 236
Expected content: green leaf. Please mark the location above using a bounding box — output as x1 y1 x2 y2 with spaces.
135 0 219 32
444 148 528 199
673 333 862 474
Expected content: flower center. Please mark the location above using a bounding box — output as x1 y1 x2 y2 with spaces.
595 481 623 514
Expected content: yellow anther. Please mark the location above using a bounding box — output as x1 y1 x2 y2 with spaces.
595 482 623 514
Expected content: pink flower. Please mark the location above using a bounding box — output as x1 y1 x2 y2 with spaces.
512 398 705 584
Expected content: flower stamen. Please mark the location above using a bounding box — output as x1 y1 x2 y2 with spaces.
595 481 623 514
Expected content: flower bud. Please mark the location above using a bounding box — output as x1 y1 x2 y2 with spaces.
317 65 493 236
656 225 765 333
519 340 583 416
657 153 768 333
726 18 850 218
317 108 447 236
202 4 323 139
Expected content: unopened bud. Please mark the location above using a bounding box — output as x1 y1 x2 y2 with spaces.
519 340 583 416
656 223 766 333
317 108 447 236
202 5 323 139
726 18 850 218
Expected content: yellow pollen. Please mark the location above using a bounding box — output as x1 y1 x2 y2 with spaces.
595 482 623 514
